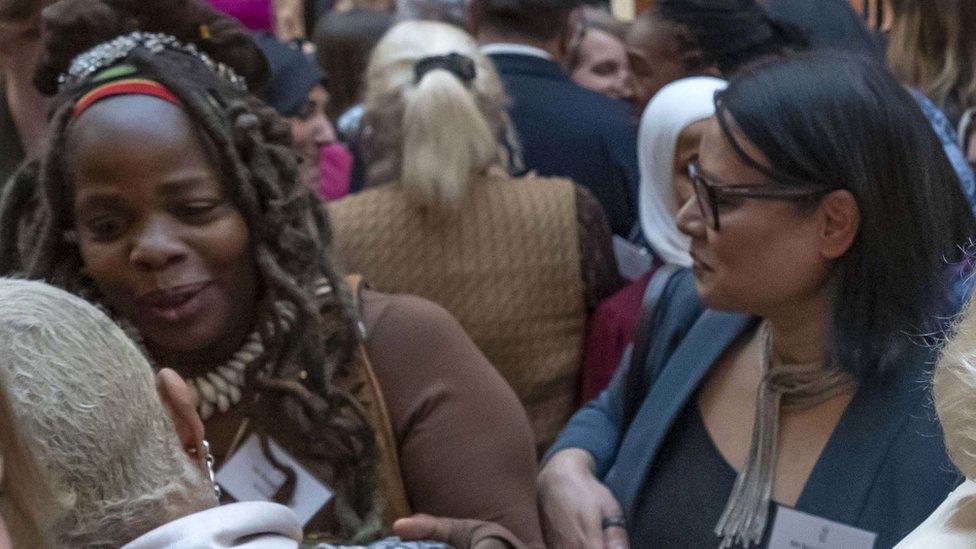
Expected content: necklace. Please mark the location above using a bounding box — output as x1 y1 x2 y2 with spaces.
714 321 856 548
120 279 333 421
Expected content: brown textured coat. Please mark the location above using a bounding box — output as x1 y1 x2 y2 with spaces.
329 172 586 452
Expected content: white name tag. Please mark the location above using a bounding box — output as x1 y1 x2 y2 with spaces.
768 507 877 549
216 434 334 526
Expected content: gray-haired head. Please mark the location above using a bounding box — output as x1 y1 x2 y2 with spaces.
0 278 214 547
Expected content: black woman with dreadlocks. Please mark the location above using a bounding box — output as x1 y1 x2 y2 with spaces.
0 0 543 546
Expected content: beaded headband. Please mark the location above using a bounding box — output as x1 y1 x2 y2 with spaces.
57 31 249 93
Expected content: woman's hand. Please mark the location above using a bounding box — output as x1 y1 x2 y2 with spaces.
393 514 522 549
537 449 629 549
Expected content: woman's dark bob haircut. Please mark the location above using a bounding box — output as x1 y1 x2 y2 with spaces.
715 50 976 380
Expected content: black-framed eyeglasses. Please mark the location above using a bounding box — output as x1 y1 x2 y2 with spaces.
688 161 835 231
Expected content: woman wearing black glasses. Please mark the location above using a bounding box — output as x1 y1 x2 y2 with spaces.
538 51 976 549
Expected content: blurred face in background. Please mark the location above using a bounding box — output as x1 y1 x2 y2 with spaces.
0 10 40 76
0 0 48 73
288 85 337 191
626 12 697 110
0 3 50 157
571 27 633 100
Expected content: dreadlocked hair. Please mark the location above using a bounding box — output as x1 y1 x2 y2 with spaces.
1 0 384 541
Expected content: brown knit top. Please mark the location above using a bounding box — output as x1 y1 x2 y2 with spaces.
328 172 621 452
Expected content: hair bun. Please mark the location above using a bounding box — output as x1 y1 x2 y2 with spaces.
34 0 132 95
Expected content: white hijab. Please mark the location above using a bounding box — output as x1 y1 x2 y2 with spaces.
638 76 727 267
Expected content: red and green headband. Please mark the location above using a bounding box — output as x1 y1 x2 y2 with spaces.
71 77 183 121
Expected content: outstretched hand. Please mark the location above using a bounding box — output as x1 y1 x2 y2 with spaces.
394 514 520 549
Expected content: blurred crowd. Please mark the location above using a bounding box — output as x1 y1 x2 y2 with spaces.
1 0 976 548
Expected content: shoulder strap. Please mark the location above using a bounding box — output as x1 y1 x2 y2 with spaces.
629 264 683 377
342 275 413 524
622 263 683 428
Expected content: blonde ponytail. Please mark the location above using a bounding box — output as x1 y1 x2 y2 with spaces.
362 21 510 206
401 68 497 209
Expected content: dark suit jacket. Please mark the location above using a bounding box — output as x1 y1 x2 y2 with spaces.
764 0 882 57
0 83 25 189
548 269 960 548
489 53 639 237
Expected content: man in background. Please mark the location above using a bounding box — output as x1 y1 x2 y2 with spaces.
470 0 640 237
0 0 49 186
397 0 468 26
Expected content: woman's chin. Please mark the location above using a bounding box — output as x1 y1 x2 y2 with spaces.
693 279 743 314
138 325 228 366
693 277 714 303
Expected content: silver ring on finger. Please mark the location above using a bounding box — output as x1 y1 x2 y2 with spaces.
601 516 626 530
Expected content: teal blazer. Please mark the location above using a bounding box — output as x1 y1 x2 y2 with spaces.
548 269 960 548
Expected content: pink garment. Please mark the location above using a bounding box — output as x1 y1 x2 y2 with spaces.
318 143 353 201
207 0 274 32
578 269 655 404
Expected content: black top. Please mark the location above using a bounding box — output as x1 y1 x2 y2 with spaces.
632 398 776 548
763 0 882 58
0 82 25 189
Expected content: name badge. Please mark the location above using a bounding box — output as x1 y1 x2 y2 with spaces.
216 434 334 526
768 507 877 549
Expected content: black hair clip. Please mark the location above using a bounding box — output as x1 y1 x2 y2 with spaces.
413 52 477 85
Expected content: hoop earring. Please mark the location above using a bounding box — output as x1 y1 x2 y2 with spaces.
203 440 221 500
188 439 221 500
